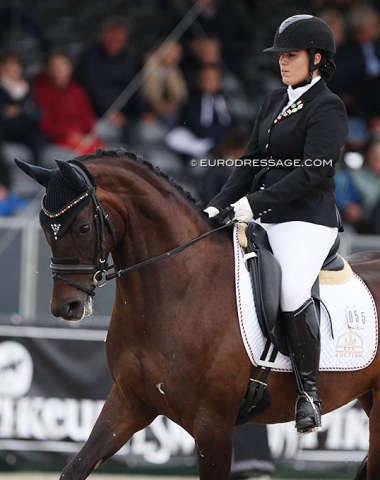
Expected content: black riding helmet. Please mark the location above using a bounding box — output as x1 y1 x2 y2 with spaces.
264 14 335 53
264 14 336 84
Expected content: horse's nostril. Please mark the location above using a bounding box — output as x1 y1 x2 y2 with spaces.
68 300 83 316
51 299 84 320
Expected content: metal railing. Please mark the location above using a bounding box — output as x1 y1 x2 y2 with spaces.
0 216 114 321
0 216 40 319
1 217 380 319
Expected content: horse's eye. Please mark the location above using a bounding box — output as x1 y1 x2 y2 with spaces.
79 224 91 235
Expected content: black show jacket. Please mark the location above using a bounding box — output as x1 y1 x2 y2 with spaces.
209 79 348 227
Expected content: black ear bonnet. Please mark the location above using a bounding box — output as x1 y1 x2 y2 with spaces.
41 161 96 239
15 159 96 239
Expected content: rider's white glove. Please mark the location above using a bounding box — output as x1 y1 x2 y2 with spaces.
231 197 253 222
204 206 220 218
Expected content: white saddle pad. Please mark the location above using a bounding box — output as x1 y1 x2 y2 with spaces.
233 226 378 372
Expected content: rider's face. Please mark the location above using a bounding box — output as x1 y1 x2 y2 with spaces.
279 50 310 86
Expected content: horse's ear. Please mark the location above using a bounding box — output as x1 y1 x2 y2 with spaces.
55 160 87 191
14 158 53 187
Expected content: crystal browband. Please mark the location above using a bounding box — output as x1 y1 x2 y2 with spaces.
41 191 91 218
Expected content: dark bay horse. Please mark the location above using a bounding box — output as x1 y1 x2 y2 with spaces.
16 150 380 479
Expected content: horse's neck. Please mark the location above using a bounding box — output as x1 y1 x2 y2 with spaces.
108 189 211 331
99 163 234 345
108 172 210 275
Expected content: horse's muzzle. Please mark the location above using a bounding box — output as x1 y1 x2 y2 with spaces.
51 295 92 321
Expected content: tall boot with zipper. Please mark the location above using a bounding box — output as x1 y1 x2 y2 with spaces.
283 298 322 434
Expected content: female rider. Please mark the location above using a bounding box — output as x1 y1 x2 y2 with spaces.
205 15 348 434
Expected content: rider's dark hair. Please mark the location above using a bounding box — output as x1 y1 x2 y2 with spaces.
315 49 336 81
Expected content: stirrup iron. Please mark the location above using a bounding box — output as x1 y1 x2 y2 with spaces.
295 392 322 435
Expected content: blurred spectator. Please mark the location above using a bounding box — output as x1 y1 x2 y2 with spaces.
0 183 28 216
318 8 346 52
318 8 369 151
75 16 139 144
182 35 253 125
335 159 363 231
170 0 254 81
34 52 104 155
0 146 27 216
0 51 45 165
141 39 188 127
336 137 380 233
319 7 367 150
182 35 222 88
352 137 380 234
166 64 234 158
200 128 249 204
331 4 380 149
348 5 380 110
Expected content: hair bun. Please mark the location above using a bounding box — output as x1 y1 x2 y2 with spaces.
319 55 336 81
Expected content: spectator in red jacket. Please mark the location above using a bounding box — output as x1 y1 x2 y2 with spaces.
34 52 104 154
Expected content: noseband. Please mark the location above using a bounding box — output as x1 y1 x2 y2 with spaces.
49 163 116 296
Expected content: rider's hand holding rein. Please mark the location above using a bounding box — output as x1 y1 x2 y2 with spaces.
204 206 220 218
204 199 255 222
231 197 253 222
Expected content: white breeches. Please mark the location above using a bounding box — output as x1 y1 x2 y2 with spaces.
257 221 338 312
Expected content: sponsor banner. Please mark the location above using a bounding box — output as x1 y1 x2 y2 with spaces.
0 318 367 472
0 321 197 470
268 403 368 470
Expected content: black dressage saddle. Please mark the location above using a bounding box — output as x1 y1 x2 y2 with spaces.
244 222 343 355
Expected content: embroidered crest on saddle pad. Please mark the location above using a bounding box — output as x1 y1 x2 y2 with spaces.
233 226 378 372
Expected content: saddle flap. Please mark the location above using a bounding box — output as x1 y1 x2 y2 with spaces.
245 224 287 354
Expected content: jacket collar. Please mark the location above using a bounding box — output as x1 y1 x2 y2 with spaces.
299 77 327 103
273 78 327 125
287 76 321 105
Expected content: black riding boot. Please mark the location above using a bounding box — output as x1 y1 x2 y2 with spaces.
284 298 322 434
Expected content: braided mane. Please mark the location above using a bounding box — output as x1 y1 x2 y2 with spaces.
74 147 203 211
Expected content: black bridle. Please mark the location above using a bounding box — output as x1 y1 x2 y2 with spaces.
49 163 233 297
49 163 117 296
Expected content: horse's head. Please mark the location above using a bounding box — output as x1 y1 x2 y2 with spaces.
15 159 115 321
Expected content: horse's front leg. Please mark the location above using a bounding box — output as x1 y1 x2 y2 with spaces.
60 384 155 480
194 419 234 480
